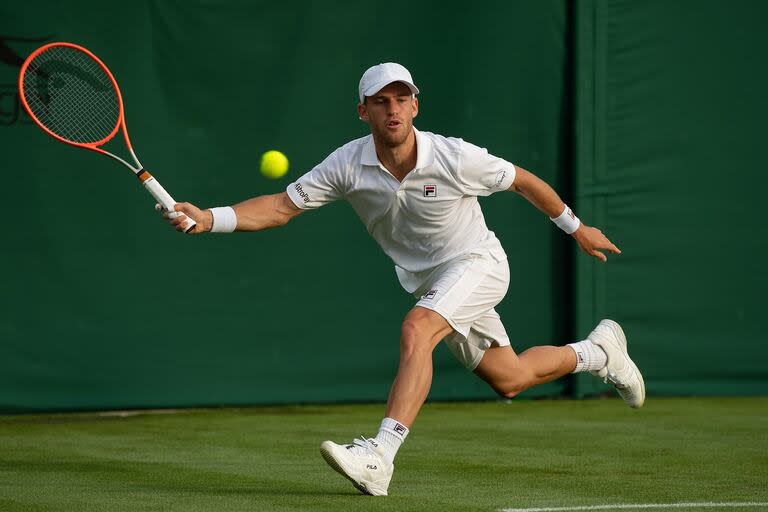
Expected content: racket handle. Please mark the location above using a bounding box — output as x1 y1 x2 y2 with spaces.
137 170 196 233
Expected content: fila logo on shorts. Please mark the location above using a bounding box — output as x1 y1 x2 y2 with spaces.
423 184 437 197
422 289 437 300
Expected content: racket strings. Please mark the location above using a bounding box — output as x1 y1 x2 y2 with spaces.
22 46 120 144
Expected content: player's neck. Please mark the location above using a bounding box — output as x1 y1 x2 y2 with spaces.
374 128 417 182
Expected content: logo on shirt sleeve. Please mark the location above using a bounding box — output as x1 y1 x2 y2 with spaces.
421 289 438 300
423 185 437 197
494 170 508 189
294 183 310 203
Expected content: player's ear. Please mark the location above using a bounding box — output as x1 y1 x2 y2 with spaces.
357 102 368 122
412 96 419 118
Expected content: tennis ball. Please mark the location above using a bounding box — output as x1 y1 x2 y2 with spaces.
260 150 289 179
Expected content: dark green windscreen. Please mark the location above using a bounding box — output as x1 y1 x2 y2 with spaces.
573 0 768 396
0 1 569 411
4 0 765 413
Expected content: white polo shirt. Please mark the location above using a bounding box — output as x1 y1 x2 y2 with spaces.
286 128 516 274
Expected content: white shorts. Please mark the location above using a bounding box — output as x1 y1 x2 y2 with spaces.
395 247 511 370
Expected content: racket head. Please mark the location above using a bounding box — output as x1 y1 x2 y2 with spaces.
18 42 126 150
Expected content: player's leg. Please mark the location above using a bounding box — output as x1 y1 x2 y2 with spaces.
456 314 644 406
320 254 495 496
319 306 452 496
442 310 582 397
384 306 454 427
473 344 575 398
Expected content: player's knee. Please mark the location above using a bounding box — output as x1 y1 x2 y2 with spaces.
399 307 451 360
494 371 534 399
498 383 525 400
400 314 440 358
400 321 429 357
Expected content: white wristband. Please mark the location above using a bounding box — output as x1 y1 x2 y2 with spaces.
209 206 237 233
550 205 581 234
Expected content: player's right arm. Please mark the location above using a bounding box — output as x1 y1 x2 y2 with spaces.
167 146 348 234
166 192 303 234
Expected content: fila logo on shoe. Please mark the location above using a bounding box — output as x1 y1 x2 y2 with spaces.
366 464 378 470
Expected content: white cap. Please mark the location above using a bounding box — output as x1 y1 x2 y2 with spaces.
358 63 420 103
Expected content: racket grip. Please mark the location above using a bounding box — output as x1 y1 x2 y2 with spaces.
137 170 197 233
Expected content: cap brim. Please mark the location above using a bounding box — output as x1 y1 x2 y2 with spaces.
362 80 419 101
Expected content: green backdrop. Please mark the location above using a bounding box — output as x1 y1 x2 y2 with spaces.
0 0 569 412
1 1 766 413
573 0 768 397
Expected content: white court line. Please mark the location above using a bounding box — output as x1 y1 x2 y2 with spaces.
501 502 768 512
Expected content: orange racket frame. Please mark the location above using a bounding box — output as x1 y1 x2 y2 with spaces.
18 42 195 233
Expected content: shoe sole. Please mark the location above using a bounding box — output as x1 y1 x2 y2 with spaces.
320 443 380 496
597 319 646 409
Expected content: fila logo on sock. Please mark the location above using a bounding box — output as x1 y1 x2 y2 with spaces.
394 423 407 435
422 289 437 300
424 185 437 197
577 352 584 363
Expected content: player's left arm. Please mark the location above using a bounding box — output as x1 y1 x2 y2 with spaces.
508 166 621 262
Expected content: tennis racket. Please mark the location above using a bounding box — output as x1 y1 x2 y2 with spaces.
18 42 195 232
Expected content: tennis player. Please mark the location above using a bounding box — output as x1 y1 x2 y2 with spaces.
163 63 644 497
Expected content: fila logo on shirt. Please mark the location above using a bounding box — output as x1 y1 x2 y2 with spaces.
423 184 437 197
422 289 437 300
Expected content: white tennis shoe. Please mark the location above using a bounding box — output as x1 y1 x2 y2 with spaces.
587 319 645 408
320 437 393 496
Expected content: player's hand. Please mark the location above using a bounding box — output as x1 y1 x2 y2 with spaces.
155 202 212 234
572 224 621 262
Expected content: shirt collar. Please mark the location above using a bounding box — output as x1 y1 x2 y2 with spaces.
360 127 435 170
361 134 379 166
413 127 434 170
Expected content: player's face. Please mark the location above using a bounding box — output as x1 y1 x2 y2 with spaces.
358 82 419 148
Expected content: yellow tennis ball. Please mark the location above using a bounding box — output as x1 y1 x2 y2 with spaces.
260 150 289 179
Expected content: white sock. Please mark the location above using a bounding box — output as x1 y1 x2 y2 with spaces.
568 339 607 373
373 417 409 465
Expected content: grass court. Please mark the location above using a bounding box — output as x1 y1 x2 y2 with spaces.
1 397 766 512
